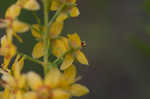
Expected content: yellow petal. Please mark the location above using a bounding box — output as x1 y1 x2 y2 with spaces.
52 89 70 99
13 33 23 42
60 54 74 70
12 56 24 79
32 24 42 39
18 74 26 89
75 50 88 65
27 72 43 90
3 88 9 99
60 37 69 49
70 7 80 17
70 84 89 96
32 42 44 59
52 39 67 57
63 65 76 84
44 68 61 88
12 20 29 33
2 73 15 87
56 13 68 22
68 0 76 3
24 92 37 99
0 92 3 97
50 21 63 39
5 4 21 19
68 33 81 48
50 1 60 11
23 0 40 11
16 91 23 99
1 36 16 69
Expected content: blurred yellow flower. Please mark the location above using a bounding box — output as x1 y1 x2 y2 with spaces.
25 65 89 99
50 0 80 19
0 55 26 99
17 0 40 11
0 35 16 69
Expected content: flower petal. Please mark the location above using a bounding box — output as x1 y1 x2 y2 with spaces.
31 24 42 39
49 21 63 39
12 20 29 33
63 65 77 84
5 4 21 19
27 72 43 90
24 92 37 99
52 89 70 99
68 33 81 48
70 7 80 17
2 73 15 87
32 42 44 59
70 84 89 96
52 39 67 57
23 0 40 11
75 50 88 65
60 54 74 70
44 68 61 88
56 13 68 22
16 91 24 99
50 1 60 11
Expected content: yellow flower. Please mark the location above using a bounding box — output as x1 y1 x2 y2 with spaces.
12 20 29 33
0 18 29 42
31 22 64 58
70 6 80 17
0 56 26 99
52 36 69 58
49 21 64 39
0 35 16 69
60 33 88 70
32 41 44 59
50 0 80 19
17 0 40 11
5 4 21 20
25 65 89 99
31 24 44 59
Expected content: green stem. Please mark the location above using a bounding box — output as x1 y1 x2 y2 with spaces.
18 52 43 65
43 0 49 75
53 49 71 64
53 47 81 64
48 3 66 28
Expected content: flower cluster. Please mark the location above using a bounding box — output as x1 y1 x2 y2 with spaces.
0 0 89 99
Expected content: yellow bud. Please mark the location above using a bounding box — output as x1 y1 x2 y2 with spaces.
70 7 80 17
50 1 60 11
50 21 64 39
68 33 81 48
56 13 68 22
60 54 74 70
75 50 88 65
70 84 89 96
32 42 44 59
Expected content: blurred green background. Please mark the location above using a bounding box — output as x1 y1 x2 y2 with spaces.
1 0 150 99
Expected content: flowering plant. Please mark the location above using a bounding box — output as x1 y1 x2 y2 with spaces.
0 0 89 99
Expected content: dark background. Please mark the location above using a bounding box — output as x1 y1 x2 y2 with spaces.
1 0 150 99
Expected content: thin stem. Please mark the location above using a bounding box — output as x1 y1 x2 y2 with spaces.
53 47 81 64
43 0 49 75
48 3 66 28
53 49 71 64
18 52 43 65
